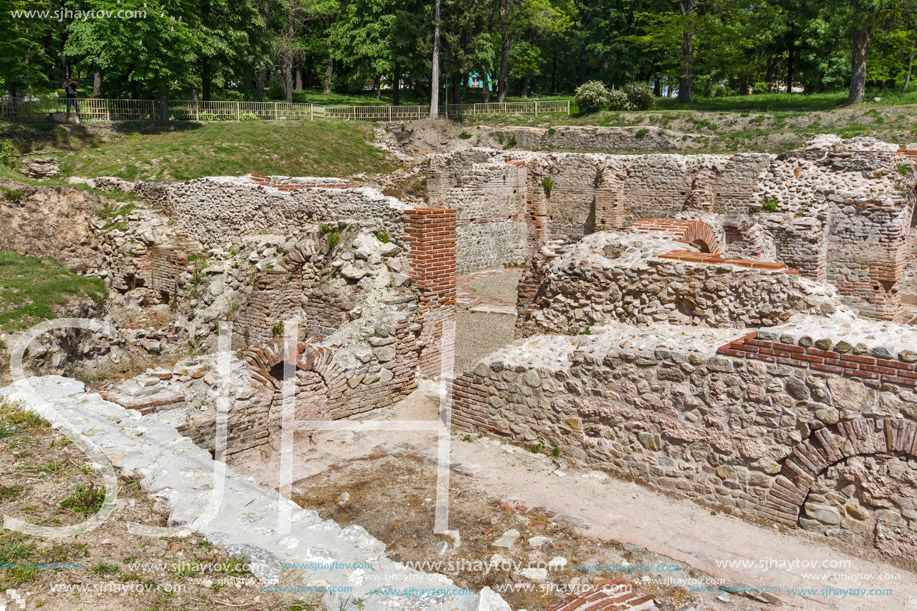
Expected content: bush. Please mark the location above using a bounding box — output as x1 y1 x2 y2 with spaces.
606 88 630 111
622 83 654 110
574 80 612 114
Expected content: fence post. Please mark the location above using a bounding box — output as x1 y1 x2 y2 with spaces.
236 101 240 121
388 105 392 122
274 102 278 120
534 99 538 115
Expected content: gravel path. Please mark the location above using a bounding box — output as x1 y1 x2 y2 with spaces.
454 269 523 373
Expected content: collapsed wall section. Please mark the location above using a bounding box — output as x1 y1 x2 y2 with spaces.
516 231 845 336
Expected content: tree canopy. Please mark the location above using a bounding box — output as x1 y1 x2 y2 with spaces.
1 0 915 104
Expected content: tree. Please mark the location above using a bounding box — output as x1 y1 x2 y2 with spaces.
431 0 441 116
67 0 203 117
0 0 54 99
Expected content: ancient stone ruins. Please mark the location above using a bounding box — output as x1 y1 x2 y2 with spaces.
4 134 917 610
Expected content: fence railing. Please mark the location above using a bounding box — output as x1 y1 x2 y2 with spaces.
0 97 570 123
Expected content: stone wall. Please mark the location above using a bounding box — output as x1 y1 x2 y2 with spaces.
126 175 407 249
428 153 529 273
451 319 917 563
516 232 846 336
428 145 917 321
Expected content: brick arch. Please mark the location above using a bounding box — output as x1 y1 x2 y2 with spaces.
631 218 720 254
243 338 347 407
760 418 917 526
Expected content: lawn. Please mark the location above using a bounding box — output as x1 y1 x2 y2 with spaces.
0 252 107 332
58 119 399 181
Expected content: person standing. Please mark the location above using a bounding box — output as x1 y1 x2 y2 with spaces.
65 80 79 115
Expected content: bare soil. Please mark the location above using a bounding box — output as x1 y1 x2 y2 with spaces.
291 455 752 611
0 400 324 610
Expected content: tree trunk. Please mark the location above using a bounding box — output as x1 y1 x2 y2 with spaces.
677 0 697 103
256 62 267 102
482 71 490 103
202 57 212 101
786 41 795 94
848 27 870 105
283 59 293 103
393 60 400 105
191 87 200 114
374 75 382 100
160 87 169 122
497 0 509 103
550 54 557 94
323 58 333 94
92 71 101 96
904 47 914 91
653 79 661 97
430 0 441 118
295 66 303 91
521 76 530 98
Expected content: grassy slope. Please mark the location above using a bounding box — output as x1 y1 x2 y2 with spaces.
1 119 399 182
61 120 399 181
0 252 107 333
473 99 917 153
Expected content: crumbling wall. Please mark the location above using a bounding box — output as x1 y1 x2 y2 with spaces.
516 232 845 336
452 319 917 563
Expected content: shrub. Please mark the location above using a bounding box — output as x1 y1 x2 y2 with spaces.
542 175 554 196
622 83 654 110
635 128 650 139
606 88 630 111
762 199 779 212
459 131 472 139
375 229 390 243
574 80 612 114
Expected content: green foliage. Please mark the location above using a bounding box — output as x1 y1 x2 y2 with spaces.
622 83 654 110
574 80 612 114
272 321 285 337
60 483 105 515
606 89 630 111
459 131 472 139
374 230 391 243
635 128 650 139
541 175 554 196
530 442 543 453
3 188 23 202
898 163 914 176
551 446 560 457
0 252 107 332
761 199 779 212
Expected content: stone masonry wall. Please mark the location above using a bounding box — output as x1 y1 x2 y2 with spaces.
451 322 917 563
516 232 846 337
429 146 917 323
148 176 407 248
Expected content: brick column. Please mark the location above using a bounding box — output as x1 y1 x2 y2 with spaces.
404 209 457 377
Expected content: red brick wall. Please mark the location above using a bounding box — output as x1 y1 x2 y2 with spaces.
718 333 917 386
631 218 721 254
404 209 457 377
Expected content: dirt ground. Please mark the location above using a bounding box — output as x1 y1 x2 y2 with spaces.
0 400 323 611
291 455 762 611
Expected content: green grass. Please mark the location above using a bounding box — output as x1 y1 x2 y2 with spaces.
59 482 105 515
0 251 107 332
59 120 399 181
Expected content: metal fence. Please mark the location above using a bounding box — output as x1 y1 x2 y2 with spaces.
0 97 570 123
